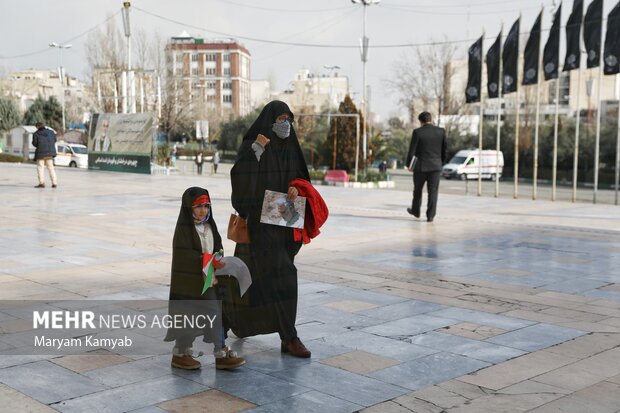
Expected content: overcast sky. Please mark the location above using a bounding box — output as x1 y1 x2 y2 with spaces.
1 0 617 123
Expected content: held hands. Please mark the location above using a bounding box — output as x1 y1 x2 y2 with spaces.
256 134 270 147
213 258 225 270
212 250 225 270
287 186 298 200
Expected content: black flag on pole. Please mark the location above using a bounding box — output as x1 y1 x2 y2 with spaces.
502 18 520 94
584 0 603 68
563 0 583 71
466 36 483 103
523 11 542 85
603 1 620 75
544 4 562 80
487 31 502 98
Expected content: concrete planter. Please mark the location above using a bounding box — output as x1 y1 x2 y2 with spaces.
311 180 395 189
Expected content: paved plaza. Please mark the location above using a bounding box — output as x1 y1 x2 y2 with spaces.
1 162 620 412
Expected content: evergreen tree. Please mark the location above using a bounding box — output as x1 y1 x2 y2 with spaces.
0 98 21 132
23 96 63 131
324 95 374 171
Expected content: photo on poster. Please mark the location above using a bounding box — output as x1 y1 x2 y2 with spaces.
260 190 306 229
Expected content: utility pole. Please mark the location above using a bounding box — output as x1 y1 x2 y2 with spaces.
352 0 380 175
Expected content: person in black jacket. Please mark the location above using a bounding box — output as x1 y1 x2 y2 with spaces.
32 122 58 188
406 112 447 222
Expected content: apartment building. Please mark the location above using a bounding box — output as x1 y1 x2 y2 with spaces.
0 69 87 113
166 32 251 116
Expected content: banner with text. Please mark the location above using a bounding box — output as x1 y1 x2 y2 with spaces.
88 113 156 174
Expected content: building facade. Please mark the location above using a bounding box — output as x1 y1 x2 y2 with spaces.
272 69 349 114
0 69 88 114
165 33 251 116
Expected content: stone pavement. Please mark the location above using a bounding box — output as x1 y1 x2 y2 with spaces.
0 162 619 412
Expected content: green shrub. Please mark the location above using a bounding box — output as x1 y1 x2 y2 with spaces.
0 153 25 163
309 170 326 181
354 171 389 183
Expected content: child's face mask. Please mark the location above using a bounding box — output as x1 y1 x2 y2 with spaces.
192 203 210 223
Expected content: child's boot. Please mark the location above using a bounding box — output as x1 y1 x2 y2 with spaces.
215 346 245 370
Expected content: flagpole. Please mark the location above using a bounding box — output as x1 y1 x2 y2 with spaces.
552 75 560 201
615 73 620 205
572 65 583 202
514 20 521 199
478 32 485 197
593 11 605 204
496 25 503 197
552 5 562 203
533 7 543 201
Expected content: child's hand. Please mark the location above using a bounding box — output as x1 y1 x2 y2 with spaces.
213 259 225 270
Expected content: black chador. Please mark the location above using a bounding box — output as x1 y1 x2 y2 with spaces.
229 101 310 342
163 187 223 345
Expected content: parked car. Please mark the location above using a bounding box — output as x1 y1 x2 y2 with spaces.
55 142 88 168
442 149 504 181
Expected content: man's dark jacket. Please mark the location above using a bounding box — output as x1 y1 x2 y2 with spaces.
32 128 57 160
406 123 447 172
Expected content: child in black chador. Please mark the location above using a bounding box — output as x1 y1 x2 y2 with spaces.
164 187 245 370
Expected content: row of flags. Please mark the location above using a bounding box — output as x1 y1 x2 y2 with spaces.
466 0 620 103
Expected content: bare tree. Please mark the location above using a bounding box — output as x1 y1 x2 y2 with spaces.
385 37 457 124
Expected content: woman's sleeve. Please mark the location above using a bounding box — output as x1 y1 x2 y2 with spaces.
230 141 260 218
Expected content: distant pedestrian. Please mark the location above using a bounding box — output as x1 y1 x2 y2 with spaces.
32 122 58 188
195 152 204 175
378 161 387 173
406 112 447 222
171 144 177 168
212 151 220 174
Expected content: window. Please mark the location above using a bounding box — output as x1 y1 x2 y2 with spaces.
223 54 230 62
223 82 232 90
175 54 183 63
207 82 216 89
223 67 231 75
206 68 216 76
191 68 198 75
191 54 198 62
223 95 232 103
205 54 216 62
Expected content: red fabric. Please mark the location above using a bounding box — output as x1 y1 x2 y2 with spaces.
290 178 329 244
202 252 213 269
202 251 223 269
192 194 210 206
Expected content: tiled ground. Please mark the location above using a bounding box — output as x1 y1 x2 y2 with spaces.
0 162 619 412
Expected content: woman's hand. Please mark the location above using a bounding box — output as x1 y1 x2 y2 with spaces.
287 186 298 200
256 134 270 147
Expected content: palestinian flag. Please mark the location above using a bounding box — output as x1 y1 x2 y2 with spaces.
201 252 220 295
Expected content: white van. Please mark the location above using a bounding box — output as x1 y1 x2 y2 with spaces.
55 142 88 168
442 149 504 181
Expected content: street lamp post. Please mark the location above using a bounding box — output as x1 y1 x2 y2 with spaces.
351 0 380 175
49 42 72 132
122 2 134 114
324 65 340 169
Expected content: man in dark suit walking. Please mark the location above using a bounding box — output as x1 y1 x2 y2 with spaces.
406 112 447 222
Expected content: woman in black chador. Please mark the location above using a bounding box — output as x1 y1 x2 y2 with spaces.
229 100 312 358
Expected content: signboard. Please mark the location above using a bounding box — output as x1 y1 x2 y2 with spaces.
196 120 209 140
88 113 156 174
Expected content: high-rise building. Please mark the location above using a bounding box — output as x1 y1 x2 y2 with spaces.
165 32 251 116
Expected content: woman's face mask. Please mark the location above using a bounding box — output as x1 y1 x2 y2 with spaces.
272 120 291 139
